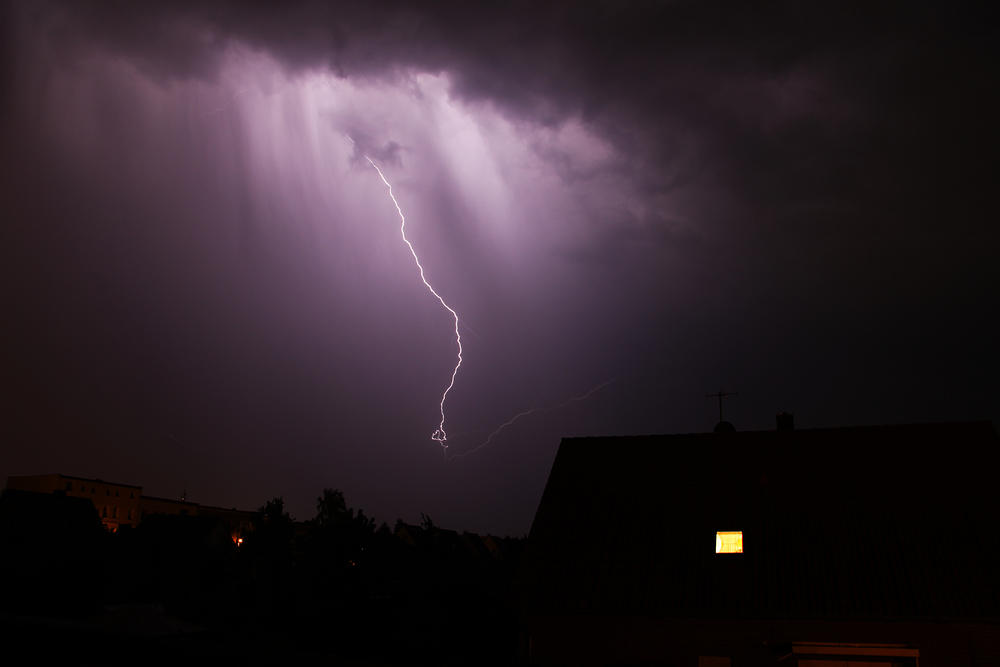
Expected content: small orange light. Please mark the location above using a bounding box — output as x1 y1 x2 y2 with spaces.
237 538 243 546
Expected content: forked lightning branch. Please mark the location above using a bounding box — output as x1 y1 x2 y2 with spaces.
363 155 611 458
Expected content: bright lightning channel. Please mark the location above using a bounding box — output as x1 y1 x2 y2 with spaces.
359 140 611 459
365 157 461 454
447 379 616 459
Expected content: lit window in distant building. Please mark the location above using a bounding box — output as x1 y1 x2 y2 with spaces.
102 507 108 518
65 482 72 491
716 531 743 553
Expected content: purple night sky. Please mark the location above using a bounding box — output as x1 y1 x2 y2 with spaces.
2 2 996 536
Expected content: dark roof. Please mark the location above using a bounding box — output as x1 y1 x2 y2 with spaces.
139 495 199 505
58 474 142 489
509 421 1000 620
462 532 497 563
198 504 255 515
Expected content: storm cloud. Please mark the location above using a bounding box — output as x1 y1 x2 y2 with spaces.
2 1 996 534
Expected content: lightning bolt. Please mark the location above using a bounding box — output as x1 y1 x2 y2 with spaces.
364 156 462 454
357 138 611 459
447 379 616 459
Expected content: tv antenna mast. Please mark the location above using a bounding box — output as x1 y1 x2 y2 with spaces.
706 389 738 432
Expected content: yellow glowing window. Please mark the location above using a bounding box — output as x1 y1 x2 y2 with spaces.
715 531 743 553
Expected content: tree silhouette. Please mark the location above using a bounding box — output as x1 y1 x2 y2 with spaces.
245 496 294 601
315 488 347 524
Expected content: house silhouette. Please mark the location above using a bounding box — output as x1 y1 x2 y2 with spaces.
509 421 1000 666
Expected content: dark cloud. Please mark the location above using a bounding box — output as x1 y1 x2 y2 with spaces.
346 132 403 167
1 1 997 533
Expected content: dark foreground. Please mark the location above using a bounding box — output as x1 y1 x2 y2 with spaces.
0 490 522 666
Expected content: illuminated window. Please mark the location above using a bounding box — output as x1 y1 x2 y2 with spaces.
715 531 743 553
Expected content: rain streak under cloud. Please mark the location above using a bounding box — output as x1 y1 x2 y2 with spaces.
1 2 996 535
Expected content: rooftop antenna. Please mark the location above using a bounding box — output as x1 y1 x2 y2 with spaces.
706 389 738 433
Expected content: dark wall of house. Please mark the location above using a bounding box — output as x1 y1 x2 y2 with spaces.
520 613 999 666
512 424 1000 621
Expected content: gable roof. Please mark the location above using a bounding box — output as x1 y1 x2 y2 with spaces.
509 422 1000 620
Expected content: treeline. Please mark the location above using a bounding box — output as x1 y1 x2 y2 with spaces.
0 487 524 665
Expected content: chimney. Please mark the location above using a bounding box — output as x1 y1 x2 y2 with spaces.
776 412 794 430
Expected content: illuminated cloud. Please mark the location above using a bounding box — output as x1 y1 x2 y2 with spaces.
1 2 995 535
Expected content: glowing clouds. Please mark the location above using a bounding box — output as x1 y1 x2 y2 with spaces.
15 40 634 457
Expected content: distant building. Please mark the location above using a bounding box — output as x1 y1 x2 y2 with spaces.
395 522 470 555
194 505 255 543
137 495 253 543
4 473 254 541
509 421 1000 667
136 494 201 520
6 473 141 532
395 522 424 548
